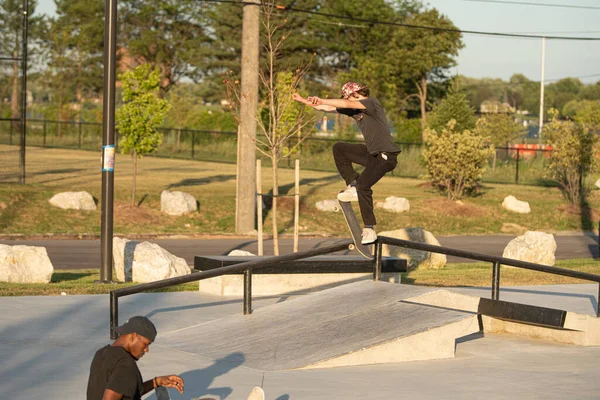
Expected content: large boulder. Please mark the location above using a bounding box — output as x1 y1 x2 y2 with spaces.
49 191 96 211
379 227 446 270
160 190 197 216
0 245 54 283
502 231 556 266
376 196 410 213
502 195 531 214
113 237 191 282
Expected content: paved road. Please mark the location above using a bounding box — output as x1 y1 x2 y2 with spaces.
1 234 598 269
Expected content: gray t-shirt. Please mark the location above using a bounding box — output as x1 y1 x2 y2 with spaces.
337 97 400 155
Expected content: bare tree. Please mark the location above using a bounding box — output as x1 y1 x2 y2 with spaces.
225 1 316 255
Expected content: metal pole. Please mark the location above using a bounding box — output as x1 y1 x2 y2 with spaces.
244 269 252 315
191 131 195 159
515 148 520 185
43 120 46 147
78 120 82 149
110 291 118 339
20 0 29 184
491 262 500 300
373 241 382 281
99 0 118 283
539 36 546 140
293 159 300 253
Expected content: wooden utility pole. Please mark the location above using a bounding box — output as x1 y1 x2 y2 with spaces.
236 0 260 234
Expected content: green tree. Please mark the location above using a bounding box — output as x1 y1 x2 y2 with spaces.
428 85 476 133
383 7 463 139
476 113 526 147
53 0 104 110
225 3 316 255
423 120 494 200
545 78 583 119
0 0 43 122
120 0 211 92
543 109 599 205
116 64 170 206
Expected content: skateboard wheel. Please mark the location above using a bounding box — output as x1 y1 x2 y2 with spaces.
349 244 355 250
333 206 340 212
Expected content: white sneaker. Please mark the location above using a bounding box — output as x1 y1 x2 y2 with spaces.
337 186 358 202
361 228 377 244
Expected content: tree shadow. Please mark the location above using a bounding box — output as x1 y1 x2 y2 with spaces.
51 270 95 282
167 175 236 189
259 174 339 230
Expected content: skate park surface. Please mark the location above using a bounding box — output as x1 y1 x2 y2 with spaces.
1 282 599 399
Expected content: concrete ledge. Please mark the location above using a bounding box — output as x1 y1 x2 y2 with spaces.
409 289 600 346
199 272 402 296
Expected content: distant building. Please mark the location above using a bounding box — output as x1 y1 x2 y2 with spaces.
480 100 516 114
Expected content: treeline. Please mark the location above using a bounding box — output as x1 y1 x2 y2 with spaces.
1 0 599 141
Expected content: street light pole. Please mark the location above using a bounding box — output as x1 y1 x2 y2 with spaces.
538 36 546 140
99 0 118 282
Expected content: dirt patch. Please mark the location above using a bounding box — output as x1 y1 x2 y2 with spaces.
557 204 600 220
114 202 172 225
263 195 310 213
501 223 528 235
423 198 489 218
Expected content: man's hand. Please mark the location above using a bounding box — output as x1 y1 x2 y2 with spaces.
307 96 322 106
157 375 185 394
292 93 308 104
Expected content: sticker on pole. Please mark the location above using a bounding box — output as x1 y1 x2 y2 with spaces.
102 145 115 172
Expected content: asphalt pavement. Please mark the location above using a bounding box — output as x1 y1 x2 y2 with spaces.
1 233 598 270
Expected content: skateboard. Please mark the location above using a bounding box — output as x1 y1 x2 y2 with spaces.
247 387 265 400
334 199 373 259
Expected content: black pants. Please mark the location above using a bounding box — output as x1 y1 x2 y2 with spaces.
332 142 398 226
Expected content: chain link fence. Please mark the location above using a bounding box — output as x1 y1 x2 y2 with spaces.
0 55 24 183
14 119 553 186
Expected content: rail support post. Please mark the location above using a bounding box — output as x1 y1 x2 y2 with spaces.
244 269 253 315
491 262 500 300
373 240 382 281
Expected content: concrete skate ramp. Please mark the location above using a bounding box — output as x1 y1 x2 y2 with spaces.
158 281 480 371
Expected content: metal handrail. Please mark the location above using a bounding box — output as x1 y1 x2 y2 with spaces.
109 240 354 338
375 236 600 317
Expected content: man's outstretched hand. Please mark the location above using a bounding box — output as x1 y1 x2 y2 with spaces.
292 93 308 104
157 375 185 394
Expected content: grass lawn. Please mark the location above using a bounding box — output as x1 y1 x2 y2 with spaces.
0 258 597 296
1 146 600 237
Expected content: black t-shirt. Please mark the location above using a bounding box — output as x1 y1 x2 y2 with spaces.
337 97 401 155
87 345 144 400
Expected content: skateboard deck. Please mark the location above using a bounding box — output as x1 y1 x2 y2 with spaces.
247 387 265 400
336 199 373 259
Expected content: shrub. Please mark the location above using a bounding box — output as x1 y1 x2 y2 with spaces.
543 109 599 204
423 120 494 200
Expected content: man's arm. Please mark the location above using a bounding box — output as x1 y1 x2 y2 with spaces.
292 93 338 113
308 97 366 110
101 389 123 400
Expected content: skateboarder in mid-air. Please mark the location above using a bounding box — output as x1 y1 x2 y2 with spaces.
293 82 400 244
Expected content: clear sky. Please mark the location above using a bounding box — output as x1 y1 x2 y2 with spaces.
34 0 600 84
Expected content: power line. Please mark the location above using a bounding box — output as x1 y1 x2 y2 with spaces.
448 0 600 11
198 0 600 41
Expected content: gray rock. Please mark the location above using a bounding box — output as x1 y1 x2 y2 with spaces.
49 191 96 211
502 231 556 267
228 249 256 256
316 199 338 212
502 195 531 214
379 227 446 270
376 196 410 213
160 190 197 216
0 244 54 283
113 237 191 283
